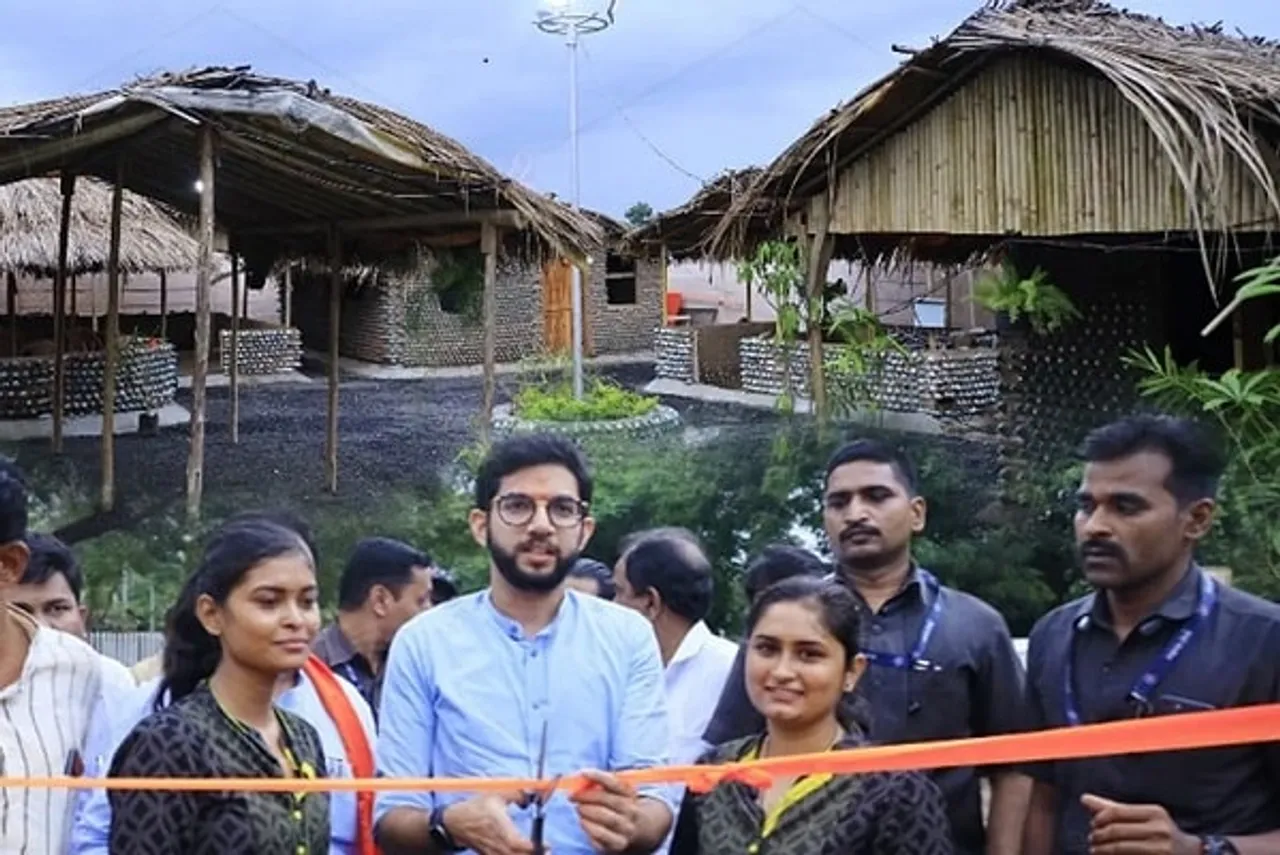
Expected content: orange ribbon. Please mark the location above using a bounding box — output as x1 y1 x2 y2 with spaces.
1 703 1275 795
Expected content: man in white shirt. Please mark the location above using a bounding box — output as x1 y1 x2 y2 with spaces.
11 532 136 689
614 528 737 764
0 456 105 854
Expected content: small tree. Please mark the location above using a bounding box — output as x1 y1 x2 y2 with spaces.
739 240 903 418
624 202 655 228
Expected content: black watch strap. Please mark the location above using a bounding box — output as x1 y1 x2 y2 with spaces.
1201 836 1239 855
429 804 462 852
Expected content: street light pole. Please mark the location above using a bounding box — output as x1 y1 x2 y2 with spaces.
566 23 585 398
536 0 613 400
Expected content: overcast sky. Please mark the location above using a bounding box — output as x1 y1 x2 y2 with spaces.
2 0 1277 219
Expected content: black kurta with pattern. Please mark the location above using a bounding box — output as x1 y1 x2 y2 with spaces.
107 685 330 855
671 733 954 855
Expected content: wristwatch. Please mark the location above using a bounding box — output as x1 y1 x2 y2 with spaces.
1200 836 1239 855
429 804 463 853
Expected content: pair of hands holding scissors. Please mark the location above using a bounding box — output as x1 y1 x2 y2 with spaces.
440 769 644 855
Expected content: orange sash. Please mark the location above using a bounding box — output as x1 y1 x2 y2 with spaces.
303 654 379 855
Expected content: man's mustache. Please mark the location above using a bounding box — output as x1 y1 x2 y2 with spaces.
1079 539 1127 564
840 523 880 542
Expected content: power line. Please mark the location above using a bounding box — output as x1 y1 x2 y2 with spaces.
579 43 705 186
65 4 225 92
792 3 881 54
216 6 410 110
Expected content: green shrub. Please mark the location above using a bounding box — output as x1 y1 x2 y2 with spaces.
514 379 659 422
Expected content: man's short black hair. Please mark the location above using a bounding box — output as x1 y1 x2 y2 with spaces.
617 526 700 559
620 528 713 624
743 544 828 604
568 557 616 600
430 567 460 605
824 438 919 496
474 434 593 509
338 537 433 611
21 532 82 602
0 456 28 545
1079 414 1227 504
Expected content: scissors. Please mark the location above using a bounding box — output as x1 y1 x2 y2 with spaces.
526 721 561 855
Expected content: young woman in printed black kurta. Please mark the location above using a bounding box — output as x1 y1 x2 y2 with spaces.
671 577 953 855
108 518 330 855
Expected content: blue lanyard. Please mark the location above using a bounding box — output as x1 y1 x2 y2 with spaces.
861 570 944 672
1063 572 1217 726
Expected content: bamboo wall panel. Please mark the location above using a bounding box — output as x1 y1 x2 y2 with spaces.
818 54 1278 236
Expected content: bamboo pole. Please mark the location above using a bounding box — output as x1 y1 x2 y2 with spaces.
658 241 670 326
805 194 833 421
480 222 499 445
325 226 342 494
185 126 215 521
101 163 124 511
52 172 75 454
283 265 293 327
159 270 168 340
6 272 16 357
229 250 240 444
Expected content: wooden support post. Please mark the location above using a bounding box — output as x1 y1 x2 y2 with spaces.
6 272 16 357
51 172 75 454
325 227 342 494
185 125 215 521
101 163 124 511
805 195 834 421
283 265 293 327
70 274 78 319
658 242 670 326
159 270 168 340
242 276 249 317
480 222 499 445
229 250 240 444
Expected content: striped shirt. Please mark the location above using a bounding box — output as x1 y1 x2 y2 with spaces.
0 612 104 854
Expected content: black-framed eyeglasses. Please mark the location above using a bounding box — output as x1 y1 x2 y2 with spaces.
493 493 588 529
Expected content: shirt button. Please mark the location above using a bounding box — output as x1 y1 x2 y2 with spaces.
531 650 538 658
296 846 307 855
871 623 884 634
293 810 303 821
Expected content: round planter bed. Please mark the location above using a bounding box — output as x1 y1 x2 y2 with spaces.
491 403 682 442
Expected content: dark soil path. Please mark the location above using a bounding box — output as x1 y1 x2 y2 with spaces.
8 362 782 528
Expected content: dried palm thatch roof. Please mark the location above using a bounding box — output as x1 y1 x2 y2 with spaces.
0 66 603 271
0 176 196 276
713 0 1280 257
624 168 772 260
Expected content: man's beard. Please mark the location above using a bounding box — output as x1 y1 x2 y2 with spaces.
488 532 578 593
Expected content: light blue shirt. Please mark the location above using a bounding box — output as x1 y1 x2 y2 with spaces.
375 589 676 854
69 668 376 855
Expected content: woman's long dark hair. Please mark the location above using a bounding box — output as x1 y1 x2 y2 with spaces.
744 575 872 732
158 518 313 708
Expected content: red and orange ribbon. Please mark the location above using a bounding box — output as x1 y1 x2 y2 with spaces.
1 704 1275 796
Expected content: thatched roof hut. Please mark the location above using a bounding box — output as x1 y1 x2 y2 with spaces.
625 169 768 260
0 177 196 277
712 0 1280 262
0 66 603 266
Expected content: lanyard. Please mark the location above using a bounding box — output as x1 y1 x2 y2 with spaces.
1063 572 1217 726
861 570 944 672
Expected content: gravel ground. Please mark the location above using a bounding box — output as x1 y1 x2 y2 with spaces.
10 362 783 517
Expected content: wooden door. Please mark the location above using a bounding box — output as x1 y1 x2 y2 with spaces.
542 259 594 355
543 259 573 354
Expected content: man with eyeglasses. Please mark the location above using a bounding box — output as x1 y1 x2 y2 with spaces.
375 433 675 855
